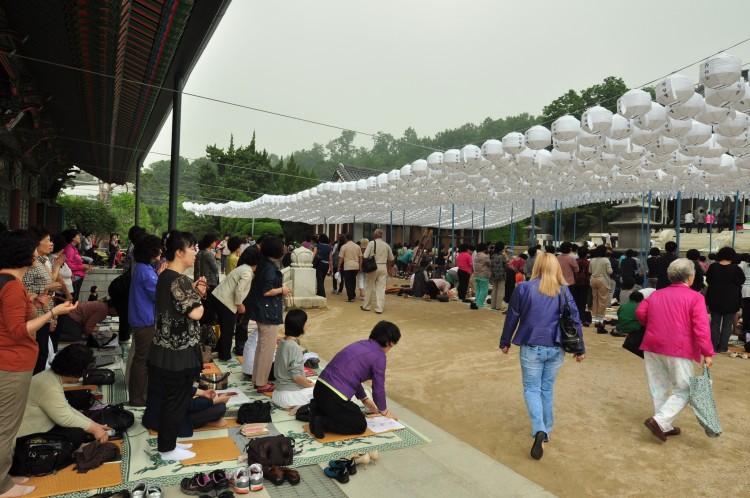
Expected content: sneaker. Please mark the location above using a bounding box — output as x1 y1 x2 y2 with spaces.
180 473 214 496
231 466 250 494
131 482 147 498
249 463 264 492
145 484 162 498
209 469 229 493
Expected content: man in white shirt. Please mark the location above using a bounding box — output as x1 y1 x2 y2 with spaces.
684 212 694 233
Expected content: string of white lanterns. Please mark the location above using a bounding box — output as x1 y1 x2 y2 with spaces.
184 52 750 228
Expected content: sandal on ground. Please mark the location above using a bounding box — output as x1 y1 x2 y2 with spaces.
256 384 275 393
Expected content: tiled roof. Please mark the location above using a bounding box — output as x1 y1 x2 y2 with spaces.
332 163 382 182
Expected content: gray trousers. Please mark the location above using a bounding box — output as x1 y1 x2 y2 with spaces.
125 325 155 406
0 370 32 492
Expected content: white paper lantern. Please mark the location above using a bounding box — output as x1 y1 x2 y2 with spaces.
729 144 750 157
411 159 428 176
715 130 750 148
629 125 658 146
366 177 377 189
533 149 553 169
502 132 526 154
577 129 604 147
695 102 731 125
581 105 613 135
550 149 577 168
681 139 710 156
700 52 742 89
427 151 444 167
553 137 577 152
700 135 728 158
730 81 750 112
525 125 552 150
551 115 580 140
696 155 722 171
660 117 693 138
514 147 536 167
399 163 412 179
607 114 632 139
704 79 744 107
635 102 668 131
443 149 461 169
481 140 503 161
619 142 647 160
645 135 680 154
602 137 629 154
656 74 695 106
595 152 619 167
618 89 652 119
669 151 696 167
666 93 705 120
386 169 401 182
376 173 389 187
575 144 599 160
681 120 713 145
714 110 750 136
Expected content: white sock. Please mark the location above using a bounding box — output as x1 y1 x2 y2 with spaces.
159 448 196 461
175 442 193 449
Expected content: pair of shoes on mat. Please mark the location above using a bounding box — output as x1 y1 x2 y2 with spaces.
231 464 264 493
91 490 132 498
180 470 229 495
324 458 357 483
262 465 300 486
131 482 162 498
255 383 275 393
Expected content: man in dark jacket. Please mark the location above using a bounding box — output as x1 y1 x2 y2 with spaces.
655 241 679 289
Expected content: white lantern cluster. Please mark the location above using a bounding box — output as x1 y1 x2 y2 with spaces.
184 52 750 229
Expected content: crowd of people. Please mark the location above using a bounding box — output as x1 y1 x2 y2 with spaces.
2 219 749 493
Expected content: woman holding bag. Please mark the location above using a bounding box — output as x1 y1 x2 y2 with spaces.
499 253 585 461
636 258 715 442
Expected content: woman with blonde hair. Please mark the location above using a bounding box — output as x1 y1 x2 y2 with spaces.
499 252 585 461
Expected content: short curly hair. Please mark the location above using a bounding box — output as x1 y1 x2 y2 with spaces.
716 246 737 262
0 230 39 269
50 344 94 378
133 234 162 263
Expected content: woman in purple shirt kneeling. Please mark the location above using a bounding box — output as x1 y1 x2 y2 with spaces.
309 321 400 438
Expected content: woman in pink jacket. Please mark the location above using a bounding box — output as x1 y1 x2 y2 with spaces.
61 229 90 300
636 258 714 442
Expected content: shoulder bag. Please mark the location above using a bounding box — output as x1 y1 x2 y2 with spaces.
558 292 583 354
65 389 97 411
10 433 75 476
622 327 645 358
362 240 378 273
689 363 723 437
85 403 135 431
82 368 115 385
237 400 272 424
245 434 295 467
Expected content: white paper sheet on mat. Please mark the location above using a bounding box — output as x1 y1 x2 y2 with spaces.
216 389 251 407
366 416 405 433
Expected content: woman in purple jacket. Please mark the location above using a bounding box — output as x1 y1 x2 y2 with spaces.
500 253 585 461
636 258 714 442
309 321 400 438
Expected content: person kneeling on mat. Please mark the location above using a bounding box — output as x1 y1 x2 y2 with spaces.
309 321 400 438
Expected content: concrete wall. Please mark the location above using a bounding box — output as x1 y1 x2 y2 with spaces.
79 267 122 302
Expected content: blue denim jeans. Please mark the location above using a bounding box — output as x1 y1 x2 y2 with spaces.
520 345 565 437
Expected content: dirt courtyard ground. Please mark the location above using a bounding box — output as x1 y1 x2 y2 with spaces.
300 283 750 498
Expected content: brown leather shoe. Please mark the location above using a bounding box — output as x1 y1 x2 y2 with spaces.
665 427 681 436
263 466 285 486
644 417 667 442
281 467 300 485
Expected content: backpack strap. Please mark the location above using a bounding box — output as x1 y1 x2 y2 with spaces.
0 273 14 293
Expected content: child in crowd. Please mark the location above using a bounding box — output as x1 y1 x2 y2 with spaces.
610 291 644 337
618 277 642 306
88 285 98 301
271 309 314 409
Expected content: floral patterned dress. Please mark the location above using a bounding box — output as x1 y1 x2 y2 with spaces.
148 269 203 378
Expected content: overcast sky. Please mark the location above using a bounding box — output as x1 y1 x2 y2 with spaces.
143 0 750 172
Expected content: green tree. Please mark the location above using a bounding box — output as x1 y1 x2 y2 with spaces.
542 76 628 123
57 195 117 237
